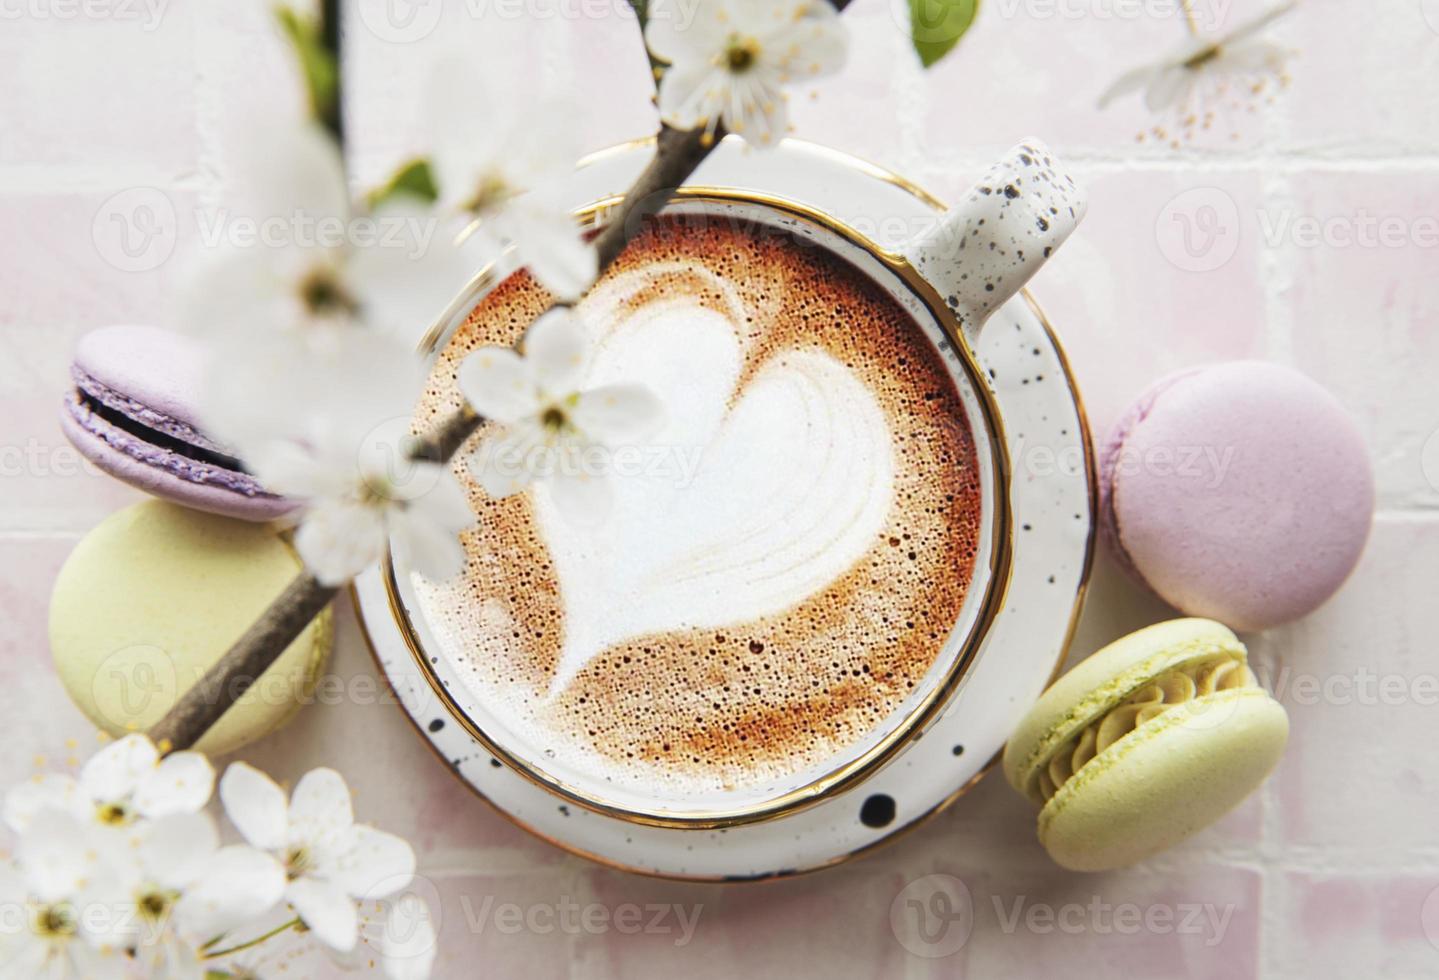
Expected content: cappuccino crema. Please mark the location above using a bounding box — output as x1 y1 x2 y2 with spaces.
409 212 984 802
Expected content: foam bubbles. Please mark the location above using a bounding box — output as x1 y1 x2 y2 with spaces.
410 215 983 800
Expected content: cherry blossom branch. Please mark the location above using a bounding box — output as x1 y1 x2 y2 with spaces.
320 0 344 143
150 125 725 752
149 572 339 751
150 0 851 754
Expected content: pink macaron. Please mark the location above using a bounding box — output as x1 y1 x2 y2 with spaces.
61 325 294 522
1100 361 1373 631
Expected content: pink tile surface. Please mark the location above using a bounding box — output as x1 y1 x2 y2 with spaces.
1 3 1433 978
1280 170 1439 510
1277 873 1439 976
1271 517 1439 854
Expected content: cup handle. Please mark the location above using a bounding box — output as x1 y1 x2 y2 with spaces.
901 140 1086 345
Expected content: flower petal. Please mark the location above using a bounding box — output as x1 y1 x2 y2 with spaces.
236 121 351 231
723 72 790 147
381 893 438 980
425 55 512 214
522 309 590 393
508 207 598 303
572 384 665 446
544 468 615 528
287 877 359 952
643 0 731 62
133 751 214 820
456 345 537 424
768 5 848 78
1098 63 1158 109
469 423 545 500
220 762 290 852
79 734 159 807
329 827 416 900
17 812 92 903
656 60 725 132
248 438 351 502
140 813 218 891
349 203 478 345
288 768 355 851
177 845 286 939
389 484 471 584
1145 65 1193 112
3 774 85 833
294 499 389 586
66 940 131 980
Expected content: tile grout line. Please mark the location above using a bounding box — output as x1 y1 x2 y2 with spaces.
1257 71 1294 979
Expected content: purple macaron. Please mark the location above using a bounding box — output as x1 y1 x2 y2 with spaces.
61 325 294 522
1100 361 1374 632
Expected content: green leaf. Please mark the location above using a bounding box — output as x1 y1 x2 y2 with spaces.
625 0 648 29
908 0 978 67
368 158 440 209
275 5 338 126
205 972 233 980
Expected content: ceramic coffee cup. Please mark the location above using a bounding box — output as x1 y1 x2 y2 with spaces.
387 141 1086 827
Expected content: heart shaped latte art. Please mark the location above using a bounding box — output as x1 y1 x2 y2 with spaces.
537 265 897 695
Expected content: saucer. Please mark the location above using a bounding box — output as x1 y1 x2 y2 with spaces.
354 138 1096 880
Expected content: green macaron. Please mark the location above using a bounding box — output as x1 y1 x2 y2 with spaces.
49 500 332 756
1003 618 1288 871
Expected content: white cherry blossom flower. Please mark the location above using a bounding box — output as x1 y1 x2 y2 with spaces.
645 0 849 146
202 332 475 586
103 812 286 978
3 734 212 834
0 811 130 979
180 121 477 348
459 308 664 526
219 763 417 954
1099 2 1297 146
426 56 596 300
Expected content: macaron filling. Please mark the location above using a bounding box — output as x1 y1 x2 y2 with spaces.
66 369 277 500
1034 654 1256 802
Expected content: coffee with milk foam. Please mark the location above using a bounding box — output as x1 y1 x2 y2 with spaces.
410 214 984 801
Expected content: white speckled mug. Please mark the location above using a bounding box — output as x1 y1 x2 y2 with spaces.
391 140 1087 828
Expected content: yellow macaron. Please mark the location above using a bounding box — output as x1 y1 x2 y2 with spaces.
49 500 332 756
1003 618 1288 871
